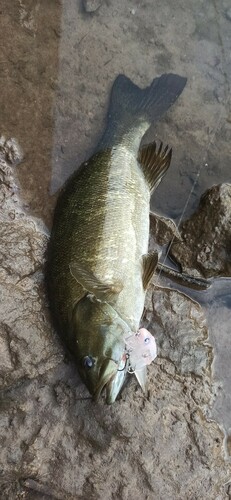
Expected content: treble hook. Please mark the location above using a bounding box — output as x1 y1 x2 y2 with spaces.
117 353 130 371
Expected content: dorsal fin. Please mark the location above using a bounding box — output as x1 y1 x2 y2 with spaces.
138 141 172 193
142 251 158 289
69 263 123 302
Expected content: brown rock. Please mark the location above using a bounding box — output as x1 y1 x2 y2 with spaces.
0 142 230 499
170 184 231 278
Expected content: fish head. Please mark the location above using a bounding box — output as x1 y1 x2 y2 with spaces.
72 295 130 403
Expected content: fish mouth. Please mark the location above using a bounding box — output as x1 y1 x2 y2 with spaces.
93 358 127 404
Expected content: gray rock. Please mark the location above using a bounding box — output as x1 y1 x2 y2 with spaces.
143 286 210 376
170 184 231 278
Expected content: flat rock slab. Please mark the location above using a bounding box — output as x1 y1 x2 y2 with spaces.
0 139 230 499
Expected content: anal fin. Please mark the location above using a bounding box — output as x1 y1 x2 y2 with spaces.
142 251 158 289
138 141 172 193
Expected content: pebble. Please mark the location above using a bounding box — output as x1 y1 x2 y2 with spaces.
224 8 231 21
83 0 102 13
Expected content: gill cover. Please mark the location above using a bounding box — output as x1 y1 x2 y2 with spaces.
72 295 130 403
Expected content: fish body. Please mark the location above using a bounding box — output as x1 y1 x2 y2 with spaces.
48 73 187 403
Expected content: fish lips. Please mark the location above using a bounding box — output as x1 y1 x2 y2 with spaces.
93 357 127 404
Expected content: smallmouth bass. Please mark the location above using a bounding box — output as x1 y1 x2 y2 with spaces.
47 73 187 403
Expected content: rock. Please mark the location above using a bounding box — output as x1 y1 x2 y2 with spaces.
149 212 182 247
0 137 23 221
224 8 231 22
143 286 210 376
0 136 23 165
0 138 62 390
170 184 231 278
0 140 230 498
82 0 103 13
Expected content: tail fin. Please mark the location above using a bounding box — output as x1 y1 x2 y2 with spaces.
99 73 187 147
110 73 187 123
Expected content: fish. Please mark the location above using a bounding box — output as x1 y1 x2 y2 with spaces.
47 73 187 403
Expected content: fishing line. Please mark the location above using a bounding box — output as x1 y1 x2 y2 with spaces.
155 115 223 287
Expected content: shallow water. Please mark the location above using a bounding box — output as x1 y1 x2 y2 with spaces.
1 0 231 457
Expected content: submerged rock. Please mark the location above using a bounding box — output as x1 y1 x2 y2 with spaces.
224 8 231 22
0 140 230 499
170 183 231 278
82 0 103 13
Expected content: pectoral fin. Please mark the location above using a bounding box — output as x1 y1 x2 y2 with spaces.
69 263 123 302
142 251 159 289
134 366 147 393
138 141 172 193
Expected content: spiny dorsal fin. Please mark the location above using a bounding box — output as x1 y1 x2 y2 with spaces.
142 251 158 290
69 263 123 302
138 141 172 193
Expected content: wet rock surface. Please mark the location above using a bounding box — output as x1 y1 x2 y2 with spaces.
82 0 103 13
170 183 231 278
1 144 230 499
0 139 62 390
149 212 182 248
143 287 211 376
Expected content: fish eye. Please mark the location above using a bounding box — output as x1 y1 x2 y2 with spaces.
82 356 95 369
144 337 150 344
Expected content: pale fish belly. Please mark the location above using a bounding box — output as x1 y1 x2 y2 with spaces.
93 147 150 330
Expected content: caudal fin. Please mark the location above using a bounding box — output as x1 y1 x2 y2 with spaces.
99 73 187 147
111 73 186 122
